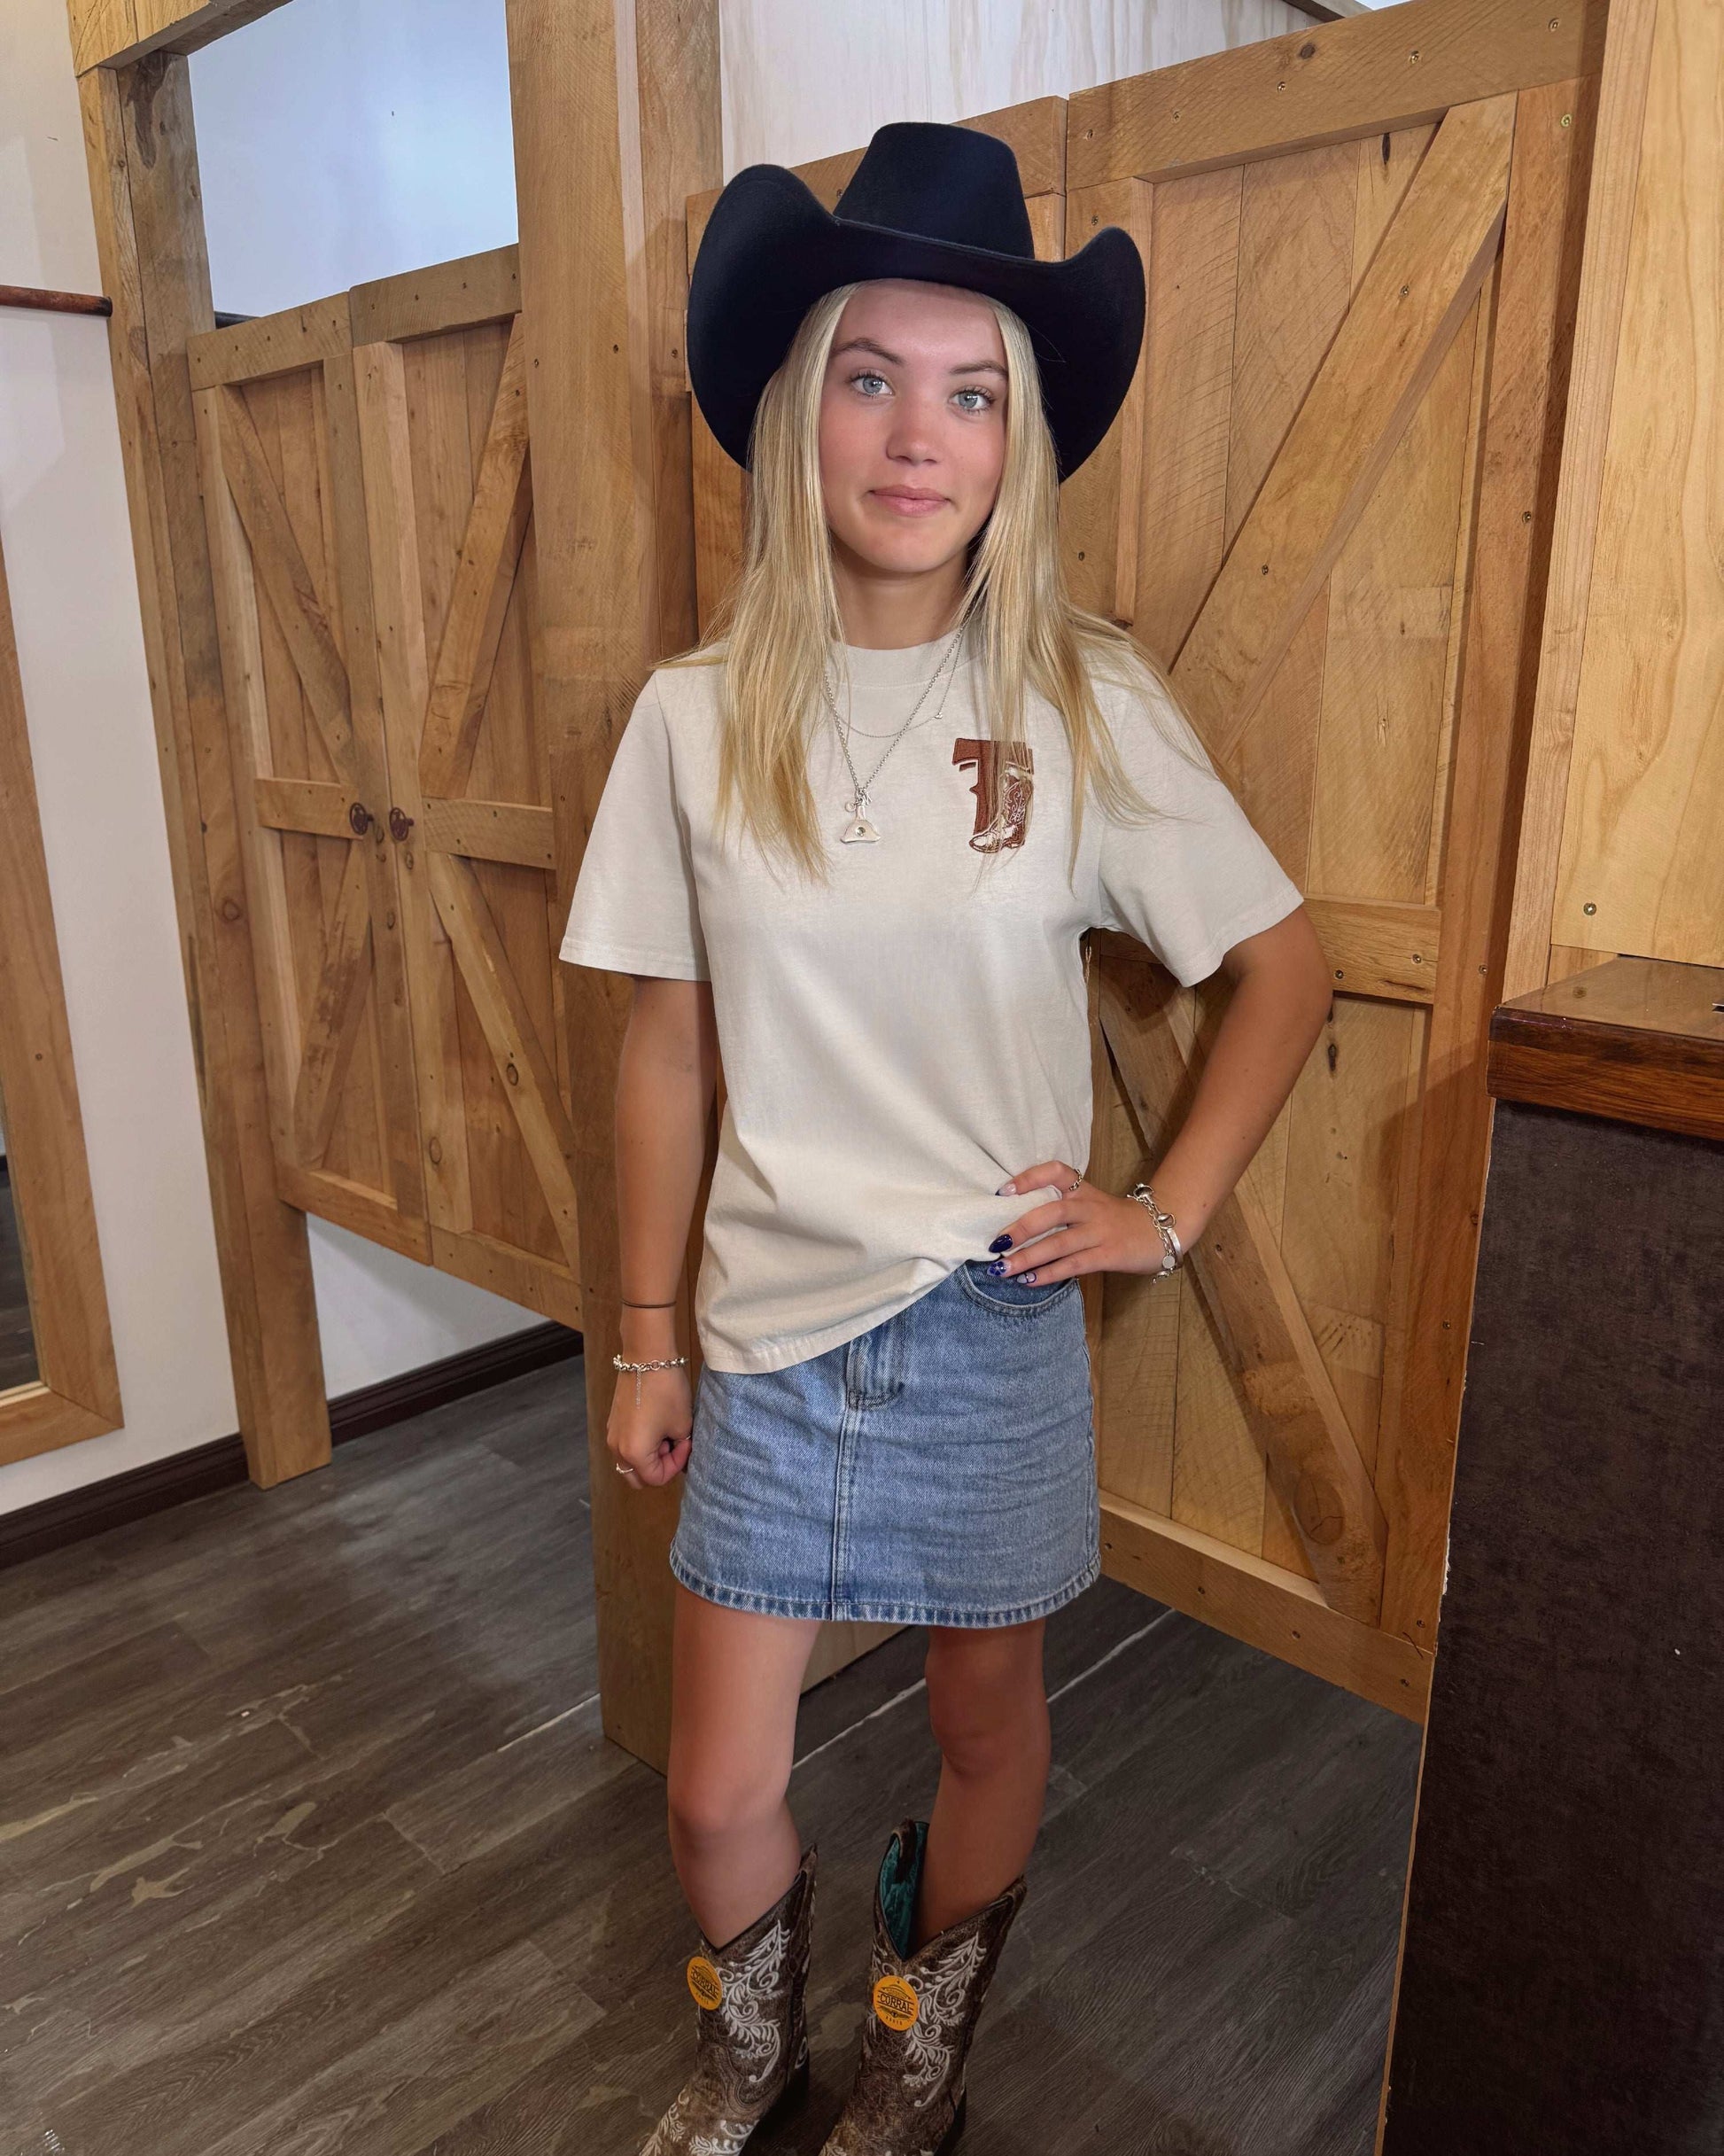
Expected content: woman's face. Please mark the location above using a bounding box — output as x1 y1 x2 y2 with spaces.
818 279 1008 583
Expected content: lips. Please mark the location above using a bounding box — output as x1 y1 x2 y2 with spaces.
871 488 948 515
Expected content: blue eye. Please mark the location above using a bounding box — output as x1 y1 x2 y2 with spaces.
953 386 996 414
850 370 889 396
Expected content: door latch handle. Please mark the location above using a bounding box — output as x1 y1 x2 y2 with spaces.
388 806 415 843
348 801 374 837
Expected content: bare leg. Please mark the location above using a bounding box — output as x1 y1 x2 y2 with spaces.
666 1582 823 1946
914 1618 1051 1946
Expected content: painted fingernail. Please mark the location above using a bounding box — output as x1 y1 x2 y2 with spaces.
1024 1271 1037 1283
997 1180 1015 1195
988 1257 1007 1276
988 1234 1013 1253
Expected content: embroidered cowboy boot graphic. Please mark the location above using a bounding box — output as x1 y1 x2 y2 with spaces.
952 738 1035 852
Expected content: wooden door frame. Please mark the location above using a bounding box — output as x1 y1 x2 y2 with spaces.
0 526 124 1464
65 0 722 1625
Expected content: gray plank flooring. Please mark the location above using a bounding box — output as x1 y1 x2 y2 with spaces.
1 1356 1420 2156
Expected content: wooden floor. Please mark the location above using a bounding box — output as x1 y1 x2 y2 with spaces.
2 1356 1420 2155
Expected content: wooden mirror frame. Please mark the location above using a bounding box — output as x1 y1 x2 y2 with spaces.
0 528 123 1464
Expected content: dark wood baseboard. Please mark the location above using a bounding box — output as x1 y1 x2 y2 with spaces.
0 1319 582 1572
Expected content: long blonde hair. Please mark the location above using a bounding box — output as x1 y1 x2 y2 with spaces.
664 279 1209 882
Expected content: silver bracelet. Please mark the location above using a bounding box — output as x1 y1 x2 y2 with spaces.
1124 1182 1184 1277
611 1350 688 1405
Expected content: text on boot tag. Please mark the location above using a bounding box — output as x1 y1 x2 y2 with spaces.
874 1974 920 2030
687 1956 725 2011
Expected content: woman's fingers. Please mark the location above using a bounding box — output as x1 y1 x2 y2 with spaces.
994 1158 1090 1248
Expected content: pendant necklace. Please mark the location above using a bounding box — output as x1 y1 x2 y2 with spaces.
821 623 967 844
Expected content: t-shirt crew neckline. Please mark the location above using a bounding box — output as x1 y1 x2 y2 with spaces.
828 627 977 736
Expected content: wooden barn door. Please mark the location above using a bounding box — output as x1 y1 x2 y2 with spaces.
682 4 1600 1724
190 299 428 1265
190 248 582 1327
1062 14 1599 1718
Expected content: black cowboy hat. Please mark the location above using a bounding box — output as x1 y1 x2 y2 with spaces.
687 121 1145 482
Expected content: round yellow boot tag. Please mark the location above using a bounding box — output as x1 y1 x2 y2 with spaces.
687 1955 725 2011
873 1974 920 2031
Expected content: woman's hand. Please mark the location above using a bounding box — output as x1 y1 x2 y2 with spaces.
985 1159 1171 1284
608 1366 695 1488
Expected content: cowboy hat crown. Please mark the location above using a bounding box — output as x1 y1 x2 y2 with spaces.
687 120 1145 480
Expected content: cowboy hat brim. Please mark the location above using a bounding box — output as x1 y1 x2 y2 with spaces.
687 162 1145 481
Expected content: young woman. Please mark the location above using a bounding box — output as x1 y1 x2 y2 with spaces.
561 122 1331 2156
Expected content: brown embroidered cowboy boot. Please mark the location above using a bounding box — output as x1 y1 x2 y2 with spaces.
641 1843 817 2155
820 1820 1025 2156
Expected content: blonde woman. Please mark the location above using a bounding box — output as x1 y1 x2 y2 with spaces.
560 121 1331 2156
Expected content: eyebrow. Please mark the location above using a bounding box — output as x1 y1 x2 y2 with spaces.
831 336 1007 378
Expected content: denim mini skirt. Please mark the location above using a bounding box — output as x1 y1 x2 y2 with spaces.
668 1257 1100 1628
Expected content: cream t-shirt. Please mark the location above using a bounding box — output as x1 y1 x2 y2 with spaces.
559 629 1304 1373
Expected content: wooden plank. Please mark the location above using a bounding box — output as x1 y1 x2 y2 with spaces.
1545 0 1724 969
428 1223 582 1330
354 336 476 1242
254 775 353 839
188 296 349 392
348 247 523 348
508 0 721 1774
0 1389 115 1468
289 844 375 1165
1066 0 1604 189
1172 95 1514 778
273 1162 431 1265
1097 955 1389 1622
1307 898 1441 1003
423 797 555 871
1100 1496 1429 1723
0 529 123 1445
80 56 328 1488
418 316 533 800
1486 954 1724 1145
214 385 356 774
1060 179 1152 626
68 0 291 70
1376 76 1598 1648
425 852 583 1276
1503 0 1659 1000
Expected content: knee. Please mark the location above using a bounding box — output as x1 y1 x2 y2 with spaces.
924 1631 1048 1780
666 1754 787 1851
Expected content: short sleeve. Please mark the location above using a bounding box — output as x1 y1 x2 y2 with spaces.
1092 675 1304 986
558 675 711 981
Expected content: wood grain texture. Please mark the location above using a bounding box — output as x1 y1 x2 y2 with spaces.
1486 953 1724 1143
1375 75 1597 1649
1097 958 1389 1622
1068 0 1605 187
0 527 124 1464
1172 94 1513 778
77 55 329 1489
508 0 722 1773
1546 0 1724 969
66 0 292 71
1502 0 1660 1000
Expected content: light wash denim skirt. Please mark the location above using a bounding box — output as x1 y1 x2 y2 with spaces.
668 1257 1100 1628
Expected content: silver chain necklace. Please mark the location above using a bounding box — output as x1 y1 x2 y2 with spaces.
820 624 967 844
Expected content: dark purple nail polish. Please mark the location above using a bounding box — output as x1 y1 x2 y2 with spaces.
1024 1271 1037 1283
989 1234 1013 1253
988 1257 1006 1276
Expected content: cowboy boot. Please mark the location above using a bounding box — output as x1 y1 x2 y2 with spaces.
641 1843 817 2155
820 1820 1025 2156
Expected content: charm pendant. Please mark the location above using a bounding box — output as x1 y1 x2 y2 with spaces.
840 792 881 844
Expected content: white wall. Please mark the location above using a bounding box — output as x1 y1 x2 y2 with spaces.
1 0 1310 1521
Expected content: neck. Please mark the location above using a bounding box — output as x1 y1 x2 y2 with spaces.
830 543 967 650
